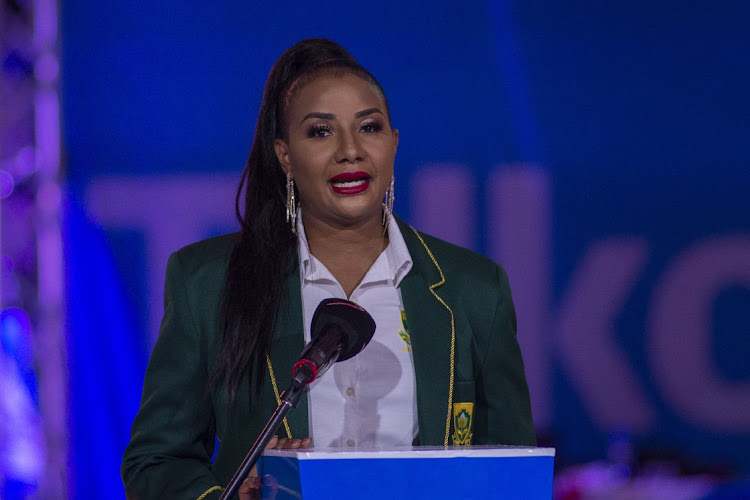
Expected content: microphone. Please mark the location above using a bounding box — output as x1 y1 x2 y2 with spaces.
292 298 376 386
219 298 376 499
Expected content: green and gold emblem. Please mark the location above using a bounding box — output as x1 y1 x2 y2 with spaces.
397 310 411 352
452 402 474 446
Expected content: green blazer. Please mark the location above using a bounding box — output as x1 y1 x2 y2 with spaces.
121 217 535 499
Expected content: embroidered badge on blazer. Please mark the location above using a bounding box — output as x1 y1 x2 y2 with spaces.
397 310 411 352
452 402 474 446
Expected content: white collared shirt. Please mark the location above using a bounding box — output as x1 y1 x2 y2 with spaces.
296 211 417 449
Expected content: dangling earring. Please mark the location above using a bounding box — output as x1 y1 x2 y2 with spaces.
286 173 297 235
382 175 395 233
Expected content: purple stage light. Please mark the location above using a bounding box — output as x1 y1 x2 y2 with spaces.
0 171 13 198
0 307 34 367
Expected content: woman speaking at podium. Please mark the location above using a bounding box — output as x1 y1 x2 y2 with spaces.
121 38 535 499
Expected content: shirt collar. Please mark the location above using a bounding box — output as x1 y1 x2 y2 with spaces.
296 209 413 287
383 213 413 287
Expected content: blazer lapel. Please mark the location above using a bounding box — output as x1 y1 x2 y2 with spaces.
397 217 454 446
268 264 310 438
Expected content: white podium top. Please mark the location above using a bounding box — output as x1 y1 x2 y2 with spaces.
264 445 555 460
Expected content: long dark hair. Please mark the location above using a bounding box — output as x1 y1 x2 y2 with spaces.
212 39 391 400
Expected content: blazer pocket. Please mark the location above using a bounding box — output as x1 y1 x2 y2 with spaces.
454 379 476 404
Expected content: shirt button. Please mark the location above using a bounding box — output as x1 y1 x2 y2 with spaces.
346 439 355 447
346 386 355 397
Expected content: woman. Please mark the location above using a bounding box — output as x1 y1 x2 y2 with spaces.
121 38 535 499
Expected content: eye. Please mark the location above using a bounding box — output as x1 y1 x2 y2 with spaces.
307 124 332 138
360 121 383 133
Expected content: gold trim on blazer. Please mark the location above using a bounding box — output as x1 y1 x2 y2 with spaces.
409 226 456 447
266 353 292 439
196 485 222 499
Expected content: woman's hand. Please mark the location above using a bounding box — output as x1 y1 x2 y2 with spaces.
238 435 313 500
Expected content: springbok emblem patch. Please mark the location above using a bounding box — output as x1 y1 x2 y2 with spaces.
452 402 474 446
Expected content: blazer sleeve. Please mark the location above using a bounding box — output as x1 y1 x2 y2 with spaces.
474 264 537 446
121 252 223 500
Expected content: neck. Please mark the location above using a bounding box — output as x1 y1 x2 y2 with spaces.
301 211 389 298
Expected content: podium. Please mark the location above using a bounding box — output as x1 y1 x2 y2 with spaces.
259 446 555 499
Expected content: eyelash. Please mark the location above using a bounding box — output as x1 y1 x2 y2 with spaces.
306 121 384 138
360 121 383 133
308 124 332 138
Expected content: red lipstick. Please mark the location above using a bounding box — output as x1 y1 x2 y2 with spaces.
329 171 371 195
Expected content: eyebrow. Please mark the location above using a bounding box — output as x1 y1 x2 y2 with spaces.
298 108 384 127
299 112 334 125
355 108 382 118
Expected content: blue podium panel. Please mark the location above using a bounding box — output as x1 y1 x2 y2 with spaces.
259 446 555 499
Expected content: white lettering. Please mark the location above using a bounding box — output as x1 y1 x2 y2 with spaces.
649 235 750 431
556 238 656 431
86 176 237 346
488 165 552 430
409 164 475 250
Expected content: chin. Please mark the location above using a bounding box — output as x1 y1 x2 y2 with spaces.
331 205 383 227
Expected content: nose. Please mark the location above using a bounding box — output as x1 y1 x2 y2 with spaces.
334 129 364 164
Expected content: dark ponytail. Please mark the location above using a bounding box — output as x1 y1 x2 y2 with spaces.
211 39 389 401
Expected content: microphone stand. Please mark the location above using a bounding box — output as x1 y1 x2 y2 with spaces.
219 370 310 500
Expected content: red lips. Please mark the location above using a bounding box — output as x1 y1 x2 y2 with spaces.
329 171 371 195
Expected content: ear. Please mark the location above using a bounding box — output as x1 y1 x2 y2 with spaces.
391 128 399 154
274 138 292 176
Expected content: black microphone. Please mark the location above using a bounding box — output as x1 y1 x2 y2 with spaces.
292 298 376 386
219 298 376 499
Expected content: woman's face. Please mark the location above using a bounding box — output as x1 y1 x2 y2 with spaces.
274 72 398 231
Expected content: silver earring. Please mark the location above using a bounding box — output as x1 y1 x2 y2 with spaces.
382 175 395 232
286 173 297 234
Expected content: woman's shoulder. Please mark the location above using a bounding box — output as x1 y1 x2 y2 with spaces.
415 231 497 270
398 220 506 284
401 225 515 329
169 232 239 277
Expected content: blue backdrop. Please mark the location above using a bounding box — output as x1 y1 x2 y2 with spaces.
62 1 750 497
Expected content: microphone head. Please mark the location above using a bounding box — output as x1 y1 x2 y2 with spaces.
310 298 376 362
